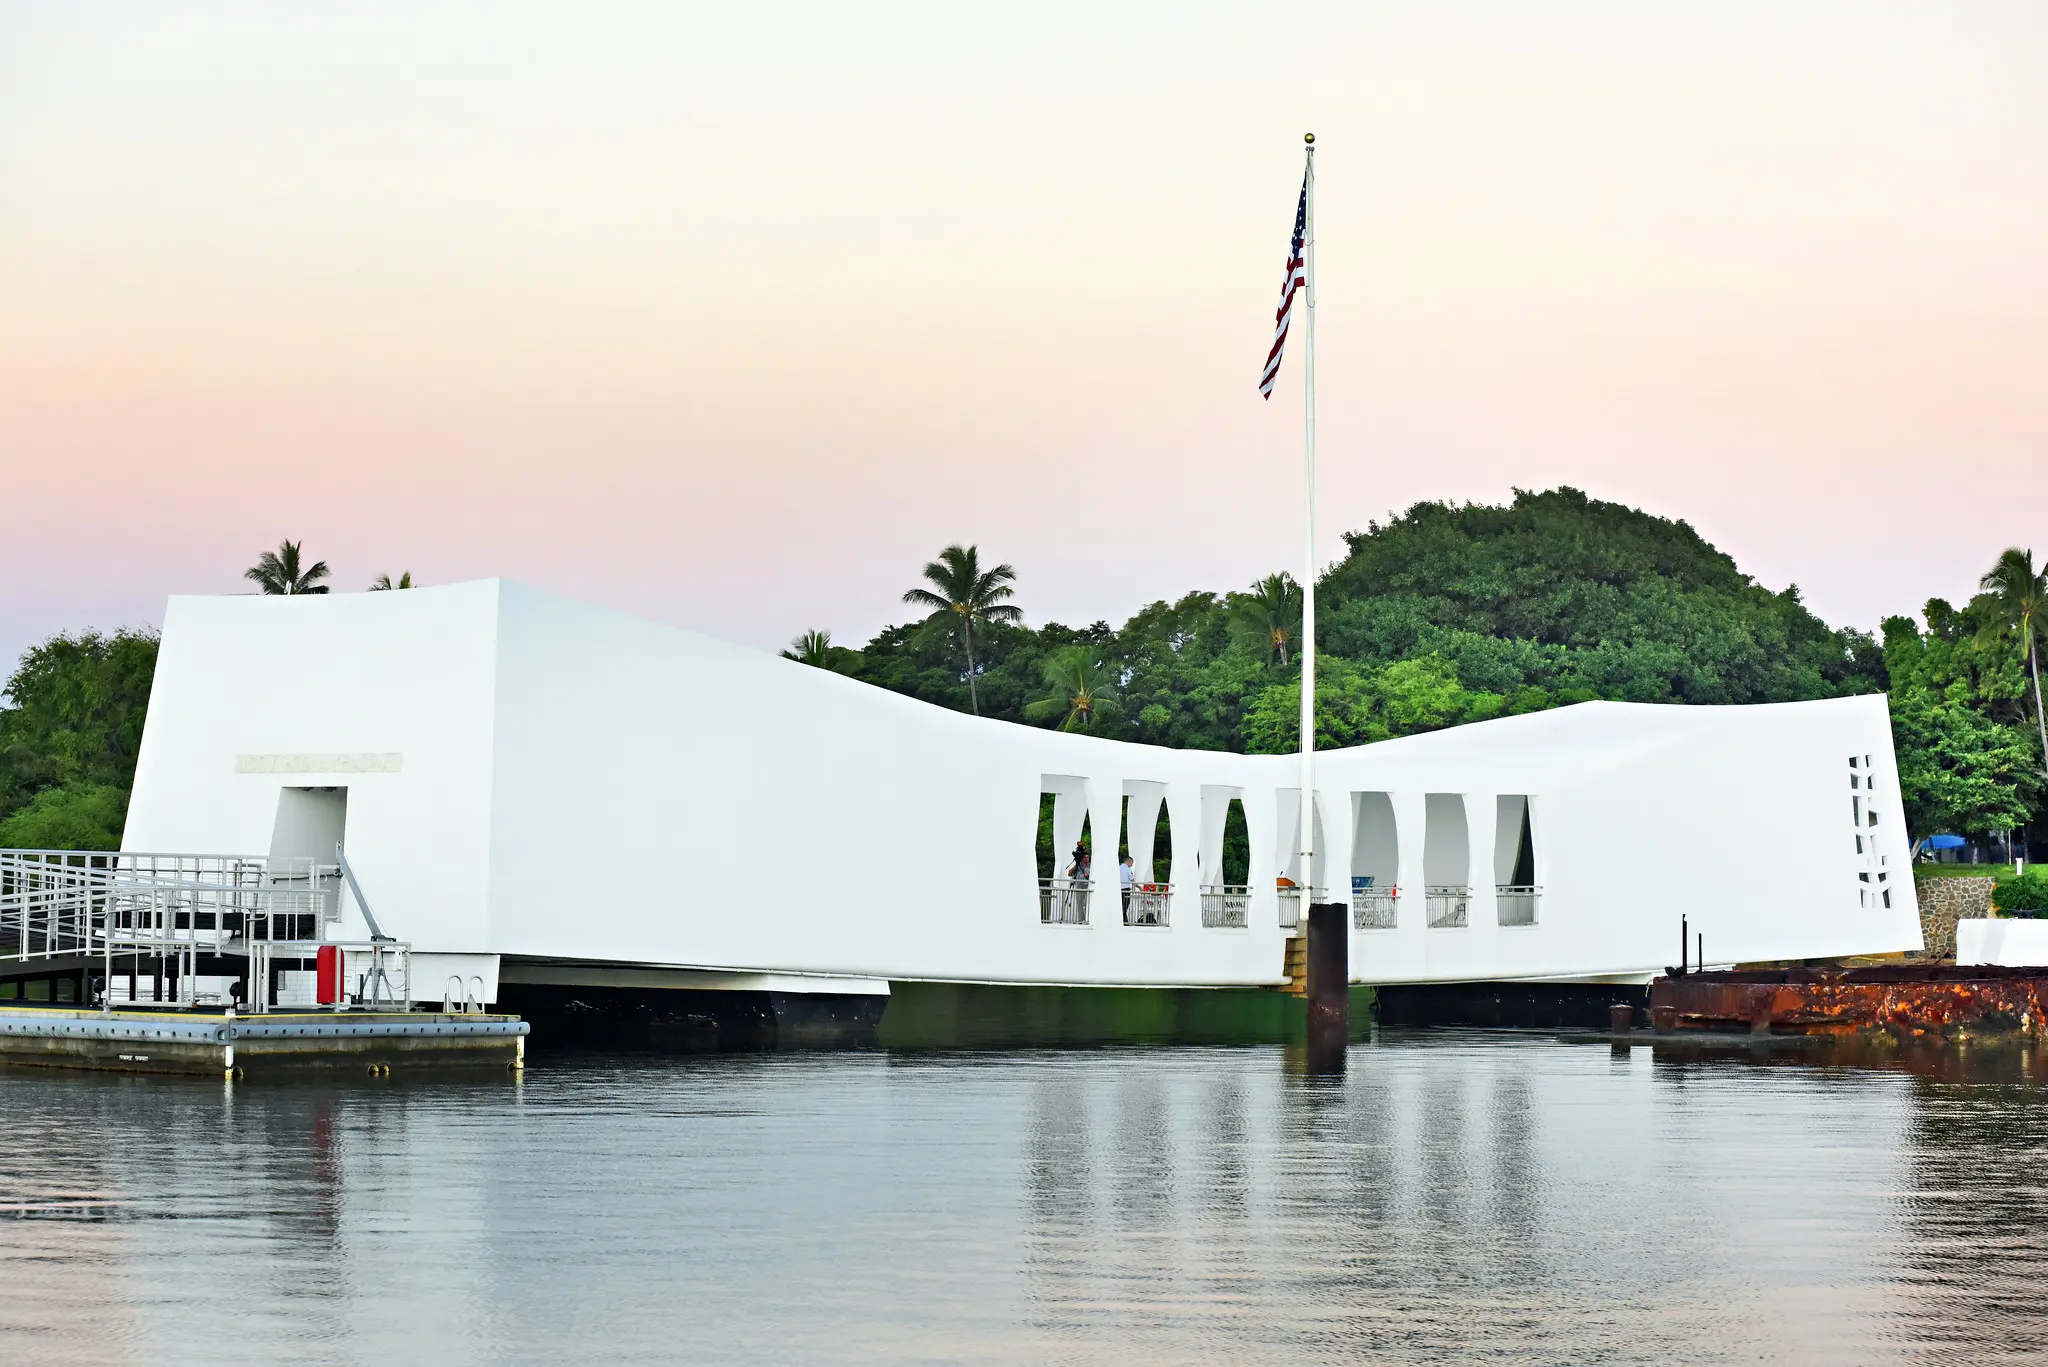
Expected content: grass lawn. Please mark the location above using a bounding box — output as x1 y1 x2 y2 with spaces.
1914 863 2015 881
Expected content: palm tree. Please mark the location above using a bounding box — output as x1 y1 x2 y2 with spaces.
1024 648 1122 732
1231 573 1302 664
244 540 330 595
902 544 1022 715
783 629 836 668
368 571 414 591
1977 547 2048 776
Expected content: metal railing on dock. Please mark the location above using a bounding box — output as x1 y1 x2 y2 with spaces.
0 847 409 1013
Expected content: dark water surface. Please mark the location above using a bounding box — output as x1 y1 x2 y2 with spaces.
4 1033 2048 1366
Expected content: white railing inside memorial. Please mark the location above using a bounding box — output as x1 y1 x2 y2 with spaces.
1039 878 1091 926
1124 884 1170 928
1496 884 1541 927
1275 886 1325 930
1200 885 1250 929
1425 884 1470 929
1353 887 1398 930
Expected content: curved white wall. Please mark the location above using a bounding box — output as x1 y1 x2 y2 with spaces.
123 580 1925 988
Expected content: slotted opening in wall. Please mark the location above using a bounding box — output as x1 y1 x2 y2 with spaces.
1198 788 1251 928
1494 795 1539 926
1849 756 1892 910
268 787 346 939
1423 793 1470 929
1038 776 1091 925
1351 792 1398 929
1119 782 1172 926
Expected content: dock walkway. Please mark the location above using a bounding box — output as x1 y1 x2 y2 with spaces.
0 1004 527 1077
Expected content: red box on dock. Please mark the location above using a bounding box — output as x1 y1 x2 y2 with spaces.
316 945 341 1004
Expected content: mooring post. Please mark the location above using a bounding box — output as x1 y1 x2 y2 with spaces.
1305 901 1348 1069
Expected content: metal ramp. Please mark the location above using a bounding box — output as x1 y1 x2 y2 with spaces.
0 848 410 1012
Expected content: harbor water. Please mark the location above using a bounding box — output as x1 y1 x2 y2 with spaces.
3 1032 2046 1365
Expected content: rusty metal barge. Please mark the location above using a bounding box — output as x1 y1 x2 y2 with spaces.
1648 964 2048 1040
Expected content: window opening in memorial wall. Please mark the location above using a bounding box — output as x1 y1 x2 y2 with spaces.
1119 786 1172 927
1199 796 1252 928
1849 756 1891 909
1423 793 1470 928
1038 778 1092 925
1494 795 1539 926
1351 792 1398 929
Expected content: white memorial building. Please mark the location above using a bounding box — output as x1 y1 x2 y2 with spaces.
121 580 1924 1007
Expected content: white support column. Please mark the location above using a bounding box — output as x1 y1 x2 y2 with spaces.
1088 777 1123 927
1391 790 1429 972
1166 782 1202 928
1052 787 1088 881
1468 792 1499 926
1274 789 1301 885
1320 784 1353 906
1198 788 1230 887
1129 785 1164 883
1465 793 1501 973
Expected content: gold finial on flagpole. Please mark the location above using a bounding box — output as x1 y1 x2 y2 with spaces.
1304 132 1315 145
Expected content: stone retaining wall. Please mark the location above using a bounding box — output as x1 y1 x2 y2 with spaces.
1916 876 1995 960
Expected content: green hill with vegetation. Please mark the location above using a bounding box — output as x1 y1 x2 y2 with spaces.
826 487 2041 844
843 487 1886 738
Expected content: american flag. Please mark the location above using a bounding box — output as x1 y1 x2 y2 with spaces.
1258 171 1309 399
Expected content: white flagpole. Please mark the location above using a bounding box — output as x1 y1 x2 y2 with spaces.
1299 132 1317 914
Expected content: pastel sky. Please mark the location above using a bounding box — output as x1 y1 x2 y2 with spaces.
3 2 2044 675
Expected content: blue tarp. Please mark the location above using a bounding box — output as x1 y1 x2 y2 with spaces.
1927 834 1967 850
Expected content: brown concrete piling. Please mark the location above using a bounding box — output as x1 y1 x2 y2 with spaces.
1303 903 1349 1072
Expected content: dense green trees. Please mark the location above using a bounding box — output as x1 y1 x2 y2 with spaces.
1883 595 2043 840
1024 649 1122 732
1974 547 2048 778
0 629 159 850
1232 574 1302 665
847 487 1887 748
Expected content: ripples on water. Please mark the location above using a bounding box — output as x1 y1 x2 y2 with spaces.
2 1034 2046 1366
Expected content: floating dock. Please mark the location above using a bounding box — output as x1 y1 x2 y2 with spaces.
0 1003 527 1077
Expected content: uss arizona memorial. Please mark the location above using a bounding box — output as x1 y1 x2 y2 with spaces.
117 579 1920 1010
